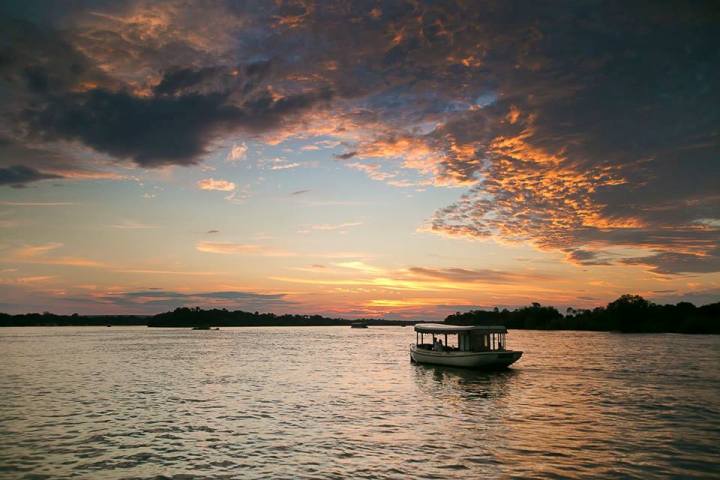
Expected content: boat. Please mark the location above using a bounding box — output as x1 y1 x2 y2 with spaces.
350 321 368 329
410 324 522 369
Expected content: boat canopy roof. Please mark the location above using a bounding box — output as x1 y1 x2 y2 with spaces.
414 323 507 334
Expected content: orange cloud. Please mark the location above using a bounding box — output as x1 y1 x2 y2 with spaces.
196 241 295 257
367 298 473 308
227 142 247 162
197 178 236 191
4 243 106 268
14 243 63 258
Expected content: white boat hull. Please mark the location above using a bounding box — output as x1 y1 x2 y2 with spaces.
410 345 522 369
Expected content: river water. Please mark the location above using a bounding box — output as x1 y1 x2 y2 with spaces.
1 327 719 479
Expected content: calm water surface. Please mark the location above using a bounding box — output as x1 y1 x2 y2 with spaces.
1 327 719 479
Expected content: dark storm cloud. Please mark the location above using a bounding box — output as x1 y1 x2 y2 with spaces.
152 61 272 97
0 16 115 99
152 66 227 96
0 165 62 188
412 1 720 273
22 83 332 167
1 12 331 168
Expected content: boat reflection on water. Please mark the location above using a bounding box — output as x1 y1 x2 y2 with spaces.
412 362 520 402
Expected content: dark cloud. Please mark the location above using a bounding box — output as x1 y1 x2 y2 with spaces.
1 1 718 272
334 151 357 160
1 14 331 168
152 66 228 96
0 136 116 183
565 249 612 267
414 1 720 273
0 165 61 188
621 248 720 275
649 288 720 307
23 84 332 167
153 61 271 97
0 16 114 99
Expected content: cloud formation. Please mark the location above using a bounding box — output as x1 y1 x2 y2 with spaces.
196 241 295 257
227 142 248 162
0 165 62 188
1 1 718 274
197 178 236 192
407 267 551 285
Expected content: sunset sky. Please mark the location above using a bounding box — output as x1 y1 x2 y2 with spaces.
1 1 718 318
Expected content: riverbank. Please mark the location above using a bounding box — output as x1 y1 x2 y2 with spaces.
2 295 718 333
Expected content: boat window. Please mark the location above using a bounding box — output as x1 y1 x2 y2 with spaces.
445 333 458 351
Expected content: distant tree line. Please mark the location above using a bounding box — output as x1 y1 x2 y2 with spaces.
149 308 350 327
0 312 148 327
0 308 413 327
1 295 719 333
445 295 720 334
148 308 416 327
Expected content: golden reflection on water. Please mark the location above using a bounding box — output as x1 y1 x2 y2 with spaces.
0 327 719 479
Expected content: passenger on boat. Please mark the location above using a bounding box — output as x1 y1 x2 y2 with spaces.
433 339 444 352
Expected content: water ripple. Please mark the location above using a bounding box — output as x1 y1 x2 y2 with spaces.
1 327 719 479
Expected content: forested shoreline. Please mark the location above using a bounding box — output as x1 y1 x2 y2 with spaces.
1 295 718 333
446 295 720 334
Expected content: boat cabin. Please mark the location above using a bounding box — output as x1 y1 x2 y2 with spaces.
414 324 508 352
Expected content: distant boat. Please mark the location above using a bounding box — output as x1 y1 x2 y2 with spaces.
192 325 211 330
410 324 522 369
350 321 368 329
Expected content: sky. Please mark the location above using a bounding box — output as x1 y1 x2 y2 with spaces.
0 1 719 318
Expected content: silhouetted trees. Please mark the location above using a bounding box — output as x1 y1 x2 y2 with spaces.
0 312 148 327
445 295 720 334
148 307 351 327
1 295 719 333
0 309 413 327
147 308 416 327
